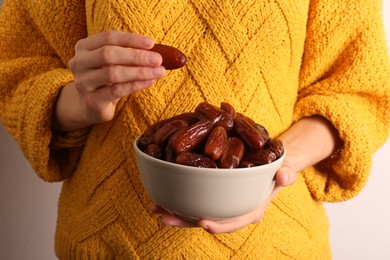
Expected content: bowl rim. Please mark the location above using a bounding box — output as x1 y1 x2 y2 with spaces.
133 136 285 175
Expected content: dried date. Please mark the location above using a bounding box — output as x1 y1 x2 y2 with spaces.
150 44 187 70
176 152 217 168
264 138 284 158
204 126 228 160
254 123 270 141
169 112 199 125
153 119 190 145
145 143 163 159
219 137 245 169
138 101 284 169
195 102 233 131
169 119 213 154
220 102 237 119
245 149 276 165
234 118 266 150
138 120 167 149
236 112 256 126
239 160 256 168
164 142 176 162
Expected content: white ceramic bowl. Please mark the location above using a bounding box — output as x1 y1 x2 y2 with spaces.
134 136 285 221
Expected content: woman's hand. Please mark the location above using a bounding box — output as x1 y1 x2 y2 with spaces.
53 30 166 132
151 116 341 234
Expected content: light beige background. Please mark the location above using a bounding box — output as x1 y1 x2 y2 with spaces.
0 1 389 259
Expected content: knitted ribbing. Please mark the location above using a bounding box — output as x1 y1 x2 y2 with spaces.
1 0 389 259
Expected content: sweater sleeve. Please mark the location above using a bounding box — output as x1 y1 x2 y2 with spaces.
0 0 88 182
295 0 390 202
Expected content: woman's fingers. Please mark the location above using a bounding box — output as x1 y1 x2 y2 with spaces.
94 80 156 102
75 80 156 124
70 46 163 71
69 30 165 98
151 185 284 234
57 30 166 129
198 218 247 234
74 65 165 93
150 204 169 214
150 140 301 235
161 215 198 228
75 30 155 52
150 205 198 227
97 65 165 85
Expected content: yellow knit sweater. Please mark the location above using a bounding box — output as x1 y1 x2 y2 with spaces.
1 0 389 259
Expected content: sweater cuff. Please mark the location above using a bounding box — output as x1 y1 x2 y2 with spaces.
14 68 84 181
51 127 91 150
293 94 373 202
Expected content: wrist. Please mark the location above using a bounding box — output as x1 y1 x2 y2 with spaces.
52 82 91 132
278 116 341 173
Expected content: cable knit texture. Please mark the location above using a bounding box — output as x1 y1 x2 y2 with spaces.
1 0 389 259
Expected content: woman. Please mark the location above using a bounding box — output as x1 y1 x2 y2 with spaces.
1 0 389 258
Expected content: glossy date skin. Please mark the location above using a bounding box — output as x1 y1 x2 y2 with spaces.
218 137 245 169
220 102 237 119
265 138 284 159
176 152 217 168
138 113 198 149
244 149 276 165
204 126 228 161
195 102 234 131
234 117 266 150
145 143 163 159
138 102 283 168
153 119 190 145
169 119 213 154
150 44 187 70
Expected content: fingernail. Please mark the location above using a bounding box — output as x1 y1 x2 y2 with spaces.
143 37 154 48
147 52 162 65
151 67 165 77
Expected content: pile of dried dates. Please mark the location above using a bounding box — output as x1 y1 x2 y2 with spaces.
137 102 284 168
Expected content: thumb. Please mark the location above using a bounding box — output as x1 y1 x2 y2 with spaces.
275 165 296 187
